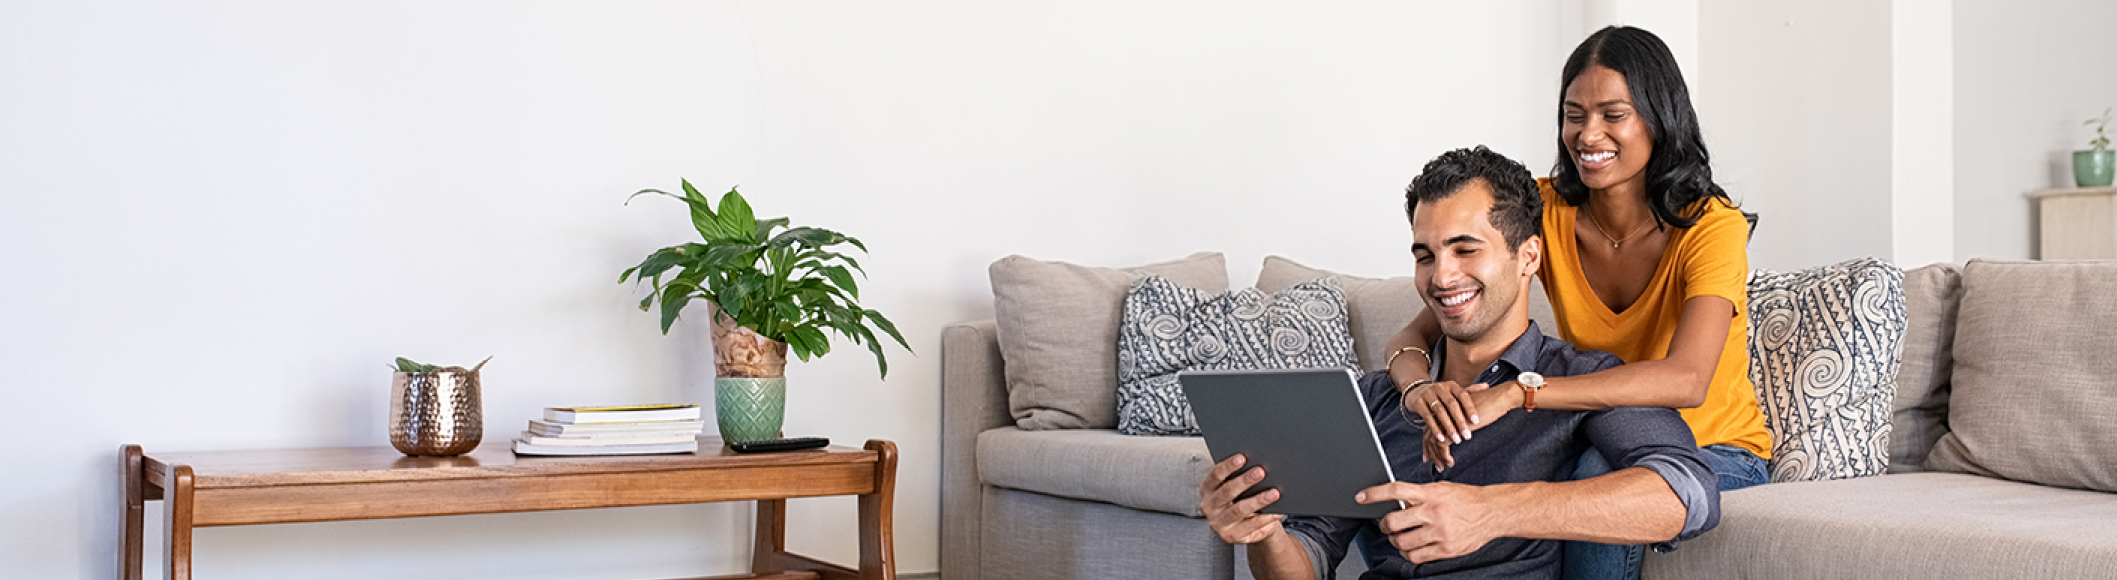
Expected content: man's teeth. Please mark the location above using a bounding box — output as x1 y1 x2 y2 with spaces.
1439 291 1475 307
1581 151 1614 163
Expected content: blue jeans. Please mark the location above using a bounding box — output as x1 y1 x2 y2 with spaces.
1561 444 1769 580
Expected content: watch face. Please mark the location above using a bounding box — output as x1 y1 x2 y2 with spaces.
1518 372 1544 388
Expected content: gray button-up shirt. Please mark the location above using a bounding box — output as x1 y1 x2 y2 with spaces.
1281 322 1720 580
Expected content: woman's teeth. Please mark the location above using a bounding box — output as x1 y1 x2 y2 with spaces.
1581 151 1615 163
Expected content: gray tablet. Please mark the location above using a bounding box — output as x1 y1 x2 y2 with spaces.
1179 367 1401 519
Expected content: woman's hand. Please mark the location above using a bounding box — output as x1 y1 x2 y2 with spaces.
1408 380 1524 471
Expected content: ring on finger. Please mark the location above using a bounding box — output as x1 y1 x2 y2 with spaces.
1428 400 1442 409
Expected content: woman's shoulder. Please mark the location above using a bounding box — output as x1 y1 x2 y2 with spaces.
1682 195 1746 229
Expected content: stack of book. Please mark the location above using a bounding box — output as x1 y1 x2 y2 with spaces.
511 404 705 456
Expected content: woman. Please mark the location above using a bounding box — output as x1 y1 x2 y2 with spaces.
1383 26 1769 580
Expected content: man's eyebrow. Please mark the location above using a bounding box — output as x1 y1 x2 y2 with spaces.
1445 234 1484 246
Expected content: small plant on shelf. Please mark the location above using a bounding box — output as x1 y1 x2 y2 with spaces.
2088 108 2112 151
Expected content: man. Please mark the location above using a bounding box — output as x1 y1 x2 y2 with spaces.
1198 146 1718 580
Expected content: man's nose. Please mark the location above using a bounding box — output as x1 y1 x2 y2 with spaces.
1432 254 1467 287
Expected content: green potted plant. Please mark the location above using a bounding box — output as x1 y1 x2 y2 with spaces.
2076 108 2114 188
621 180 910 444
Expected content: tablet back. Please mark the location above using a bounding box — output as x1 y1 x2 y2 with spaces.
1179 367 1399 519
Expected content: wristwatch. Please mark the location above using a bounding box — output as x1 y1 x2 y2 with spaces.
1516 371 1545 412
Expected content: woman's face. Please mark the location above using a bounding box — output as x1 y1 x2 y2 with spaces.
1562 65 1653 195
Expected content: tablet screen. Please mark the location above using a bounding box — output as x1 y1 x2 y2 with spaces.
1180 367 1401 519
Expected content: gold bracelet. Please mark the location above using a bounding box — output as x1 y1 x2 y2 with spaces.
1386 346 1431 373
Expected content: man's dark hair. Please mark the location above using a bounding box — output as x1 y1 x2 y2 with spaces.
1551 25 1733 228
1404 145 1543 250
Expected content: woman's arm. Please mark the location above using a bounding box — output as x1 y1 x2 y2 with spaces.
1411 295 1734 470
1531 295 1733 410
1383 309 1442 387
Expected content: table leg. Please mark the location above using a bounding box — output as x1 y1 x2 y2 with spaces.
753 498 788 576
164 465 194 580
858 440 897 580
121 445 144 580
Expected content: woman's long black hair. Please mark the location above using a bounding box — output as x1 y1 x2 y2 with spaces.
1551 25 1732 229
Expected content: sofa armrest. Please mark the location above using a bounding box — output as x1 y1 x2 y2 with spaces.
942 320 1010 580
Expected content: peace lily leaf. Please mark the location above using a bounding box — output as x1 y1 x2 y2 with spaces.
716 187 758 243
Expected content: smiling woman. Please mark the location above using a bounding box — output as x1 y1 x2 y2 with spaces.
1381 25 1770 580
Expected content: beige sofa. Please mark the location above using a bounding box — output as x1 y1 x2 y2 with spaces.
941 256 2117 580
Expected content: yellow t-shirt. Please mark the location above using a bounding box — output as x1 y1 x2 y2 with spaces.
1537 180 1772 458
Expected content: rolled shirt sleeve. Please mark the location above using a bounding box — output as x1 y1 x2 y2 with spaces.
1579 405 1722 547
1279 514 1365 580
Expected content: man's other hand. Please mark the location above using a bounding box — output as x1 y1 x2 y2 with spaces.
1356 481 1500 563
1199 454 1286 545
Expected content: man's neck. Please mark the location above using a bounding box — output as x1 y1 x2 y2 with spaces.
1438 318 1531 386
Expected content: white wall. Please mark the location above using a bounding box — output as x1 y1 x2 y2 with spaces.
1697 0 1897 272
1953 0 2117 260
0 2 1568 579
1893 0 1955 268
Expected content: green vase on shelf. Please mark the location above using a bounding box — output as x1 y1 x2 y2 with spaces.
2078 109 2114 188
2075 150 2114 188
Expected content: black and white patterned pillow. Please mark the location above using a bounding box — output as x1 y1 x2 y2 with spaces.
1747 257 1907 482
1116 275 1360 436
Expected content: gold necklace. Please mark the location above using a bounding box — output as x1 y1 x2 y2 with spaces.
1580 210 1658 249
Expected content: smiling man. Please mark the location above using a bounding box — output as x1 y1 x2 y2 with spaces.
1197 146 1720 580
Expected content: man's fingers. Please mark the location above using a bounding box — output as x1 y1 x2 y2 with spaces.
1355 481 1423 505
1233 487 1282 515
1213 466 1267 506
1205 454 1247 484
1243 515 1287 543
1220 513 1286 545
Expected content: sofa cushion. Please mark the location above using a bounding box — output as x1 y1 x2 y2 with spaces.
1643 472 2117 580
977 427 1212 517
1255 256 1558 372
989 253 1228 430
1888 263 1961 473
1746 258 1906 482
1925 259 2117 492
1115 275 1359 436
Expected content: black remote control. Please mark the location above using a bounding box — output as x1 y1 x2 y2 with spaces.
728 437 830 453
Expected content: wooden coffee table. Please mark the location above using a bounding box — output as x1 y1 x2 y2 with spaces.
119 438 896 580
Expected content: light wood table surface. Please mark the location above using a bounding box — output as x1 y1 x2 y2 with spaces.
119 437 896 580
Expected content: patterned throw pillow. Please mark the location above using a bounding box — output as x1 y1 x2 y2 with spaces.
1116 275 1359 436
1747 257 1907 482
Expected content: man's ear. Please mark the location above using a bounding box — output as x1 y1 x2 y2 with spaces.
1517 235 1544 278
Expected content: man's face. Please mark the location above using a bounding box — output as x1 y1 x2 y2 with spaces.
1411 180 1540 344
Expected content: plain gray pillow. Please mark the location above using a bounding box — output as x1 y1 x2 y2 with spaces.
1923 259 2117 492
989 252 1227 430
1888 263 1961 473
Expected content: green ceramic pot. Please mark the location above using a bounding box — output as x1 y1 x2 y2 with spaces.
715 377 786 444
2074 150 2115 188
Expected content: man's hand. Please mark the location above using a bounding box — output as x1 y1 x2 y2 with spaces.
1407 381 1524 471
1355 481 1504 564
1199 454 1286 545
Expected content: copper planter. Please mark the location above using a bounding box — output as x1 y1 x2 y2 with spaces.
389 371 483 456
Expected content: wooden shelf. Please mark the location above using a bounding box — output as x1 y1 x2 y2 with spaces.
120 437 896 580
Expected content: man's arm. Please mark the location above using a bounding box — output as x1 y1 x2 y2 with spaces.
1354 467 1687 563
